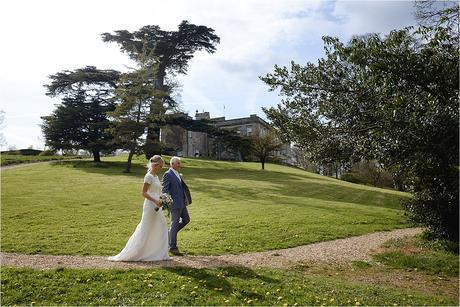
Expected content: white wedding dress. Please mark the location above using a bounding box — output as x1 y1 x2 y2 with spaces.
108 173 170 261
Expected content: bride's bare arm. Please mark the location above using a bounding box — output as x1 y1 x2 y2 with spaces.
142 183 161 207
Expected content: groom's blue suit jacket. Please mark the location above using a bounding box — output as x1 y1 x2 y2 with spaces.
162 169 187 210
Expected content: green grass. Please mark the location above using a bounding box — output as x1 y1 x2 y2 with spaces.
1 154 80 166
1 267 454 306
374 236 459 277
1 155 410 256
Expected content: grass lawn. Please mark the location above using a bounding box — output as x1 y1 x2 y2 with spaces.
2 156 458 306
373 235 459 277
1 155 410 256
1 266 455 306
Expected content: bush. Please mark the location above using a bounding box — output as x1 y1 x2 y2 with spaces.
349 160 395 188
405 187 459 243
1 150 20 155
18 149 42 156
341 172 368 184
39 150 57 156
420 231 459 254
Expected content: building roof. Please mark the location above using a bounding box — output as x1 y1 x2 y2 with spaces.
210 114 271 128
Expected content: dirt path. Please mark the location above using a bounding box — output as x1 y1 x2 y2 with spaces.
1 228 423 270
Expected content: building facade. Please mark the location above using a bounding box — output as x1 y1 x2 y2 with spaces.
160 111 294 163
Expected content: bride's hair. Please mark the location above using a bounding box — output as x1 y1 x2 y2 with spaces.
147 155 164 172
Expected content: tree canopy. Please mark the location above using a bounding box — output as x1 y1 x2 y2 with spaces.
102 21 220 158
261 4 459 241
42 66 120 161
101 21 220 76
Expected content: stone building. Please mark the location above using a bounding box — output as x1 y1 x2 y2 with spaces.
160 111 293 163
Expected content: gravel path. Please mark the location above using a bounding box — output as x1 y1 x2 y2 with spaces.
1 228 423 270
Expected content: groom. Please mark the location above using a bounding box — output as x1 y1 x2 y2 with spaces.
162 156 191 256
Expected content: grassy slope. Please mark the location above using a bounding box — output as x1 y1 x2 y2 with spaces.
1 156 410 256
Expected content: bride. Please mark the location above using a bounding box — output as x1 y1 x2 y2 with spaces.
108 155 170 261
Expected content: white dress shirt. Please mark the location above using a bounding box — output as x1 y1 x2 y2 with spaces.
171 168 181 182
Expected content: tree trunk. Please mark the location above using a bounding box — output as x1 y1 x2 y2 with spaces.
125 149 135 173
93 150 101 162
145 125 161 159
145 66 166 159
261 158 265 170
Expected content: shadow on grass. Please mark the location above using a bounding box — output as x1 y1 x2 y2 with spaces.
52 160 407 209
191 168 406 209
163 266 279 298
193 180 404 209
50 160 147 178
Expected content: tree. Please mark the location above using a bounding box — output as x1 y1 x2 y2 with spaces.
250 128 283 170
308 132 355 178
343 160 395 188
109 39 178 172
109 71 152 172
414 0 459 29
42 66 120 162
261 4 458 241
102 21 220 158
291 146 316 171
211 129 253 162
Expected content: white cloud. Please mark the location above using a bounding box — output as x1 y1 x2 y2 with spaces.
332 1 416 38
0 0 418 149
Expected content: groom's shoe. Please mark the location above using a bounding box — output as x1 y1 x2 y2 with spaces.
169 248 183 256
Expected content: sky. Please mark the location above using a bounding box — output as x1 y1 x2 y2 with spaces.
0 0 420 150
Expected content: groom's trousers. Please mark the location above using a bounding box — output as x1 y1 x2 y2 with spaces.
169 206 190 250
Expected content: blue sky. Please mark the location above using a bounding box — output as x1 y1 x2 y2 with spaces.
0 0 419 150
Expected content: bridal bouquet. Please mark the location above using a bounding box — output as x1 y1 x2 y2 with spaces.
159 193 173 214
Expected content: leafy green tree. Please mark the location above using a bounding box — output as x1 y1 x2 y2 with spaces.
414 0 458 28
212 130 253 162
42 66 120 162
109 39 177 172
250 128 283 170
109 70 152 172
261 5 458 241
102 21 220 158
